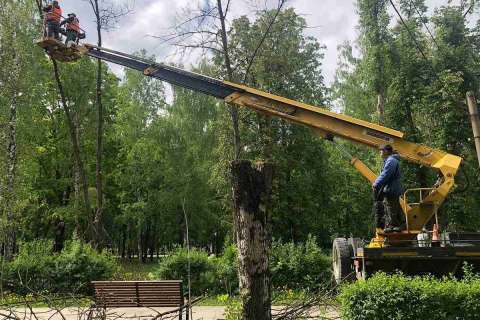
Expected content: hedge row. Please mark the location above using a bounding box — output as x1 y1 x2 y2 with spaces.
339 273 480 320
2 237 330 297
1 240 117 295
154 236 332 295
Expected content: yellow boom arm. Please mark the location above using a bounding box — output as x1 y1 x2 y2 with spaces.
223 82 462 232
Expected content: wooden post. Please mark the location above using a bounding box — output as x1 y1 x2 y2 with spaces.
179 281 184 320
467 92 480 168
231 160 273 320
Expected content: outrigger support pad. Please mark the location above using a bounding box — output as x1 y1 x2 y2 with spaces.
36 38 88 62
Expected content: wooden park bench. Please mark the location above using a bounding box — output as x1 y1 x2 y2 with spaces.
90 280 185 320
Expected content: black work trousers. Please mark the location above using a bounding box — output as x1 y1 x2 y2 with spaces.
373 188 404 230
46 21 60 40
65 30 79 44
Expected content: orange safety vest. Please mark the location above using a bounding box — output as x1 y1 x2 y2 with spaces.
67 18 80 33
46 6 62 23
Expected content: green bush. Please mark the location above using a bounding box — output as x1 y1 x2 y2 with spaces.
224 298 242 320
153 237 332 296
339 273 480 320
153 247 217 296
270 236 331 291
214 244 239 295
4 240 117 295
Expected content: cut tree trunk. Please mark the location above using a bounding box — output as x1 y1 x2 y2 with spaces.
231 160 273 320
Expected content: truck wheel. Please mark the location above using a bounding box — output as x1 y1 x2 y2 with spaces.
333 238 353 284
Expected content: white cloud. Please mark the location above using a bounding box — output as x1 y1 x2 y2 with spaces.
60 0 476 85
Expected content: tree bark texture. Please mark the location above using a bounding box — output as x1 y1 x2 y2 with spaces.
52 60 92 237
231 160 273 320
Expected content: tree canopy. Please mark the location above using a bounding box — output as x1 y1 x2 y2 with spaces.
1 0 479 260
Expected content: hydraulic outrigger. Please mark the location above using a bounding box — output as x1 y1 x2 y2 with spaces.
37 39 480 283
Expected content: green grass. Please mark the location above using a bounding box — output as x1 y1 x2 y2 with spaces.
0 293 92 308
197 295 238 306
113 259 159 280
196 290 312 306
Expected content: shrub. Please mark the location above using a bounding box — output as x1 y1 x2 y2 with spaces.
153 247 217 296
53 241 118 293
270 236 331 291
214 244 239 295
4 240 117 295
3 241 54 294
339 273 480 320
224 298 242 320
153 237 332 296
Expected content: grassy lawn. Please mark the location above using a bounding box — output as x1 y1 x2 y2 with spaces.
0 294 93 308
196 290 311 306
113 259 159 281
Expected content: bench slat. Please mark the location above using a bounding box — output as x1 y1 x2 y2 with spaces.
92 280 184 309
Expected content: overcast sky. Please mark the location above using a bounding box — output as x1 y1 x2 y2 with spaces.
61 0 475 85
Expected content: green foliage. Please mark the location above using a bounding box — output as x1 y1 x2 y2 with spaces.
0 292 92 307
3 240 117 295
334 0 480 234
153 247 217 296
224 297 242 320
339 273 480 320
1 1 479 297
270 236 331 291
114 261 158 281
153 239 331 296
216 295 242 320
214 244 239 295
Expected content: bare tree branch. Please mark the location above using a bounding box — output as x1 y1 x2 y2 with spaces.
242 0 288 83
85 0 134 31
463 0 476 17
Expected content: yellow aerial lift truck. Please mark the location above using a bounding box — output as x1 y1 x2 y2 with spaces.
37 38 480 284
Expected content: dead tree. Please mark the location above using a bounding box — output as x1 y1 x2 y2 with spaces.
153 0 285 160
231 160 273 320
85 0 132 248
153 1 286 318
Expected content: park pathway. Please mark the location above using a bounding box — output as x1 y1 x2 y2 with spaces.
1 306 340 320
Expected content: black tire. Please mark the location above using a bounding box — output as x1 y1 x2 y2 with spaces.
333 238 353 284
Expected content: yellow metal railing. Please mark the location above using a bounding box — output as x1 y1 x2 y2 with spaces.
402 188 438 232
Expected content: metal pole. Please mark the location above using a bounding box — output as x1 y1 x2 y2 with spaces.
466 92 480 168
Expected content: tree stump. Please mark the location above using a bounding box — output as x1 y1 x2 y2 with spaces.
231 160 273 320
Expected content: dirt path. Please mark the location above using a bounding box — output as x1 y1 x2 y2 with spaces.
2 306 340 320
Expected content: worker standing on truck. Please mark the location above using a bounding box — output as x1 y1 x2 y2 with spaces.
60 13 81 47
43 1 62 40
372 144 405 233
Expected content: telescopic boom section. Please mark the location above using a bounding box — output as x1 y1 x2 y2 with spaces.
85 45 461 233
